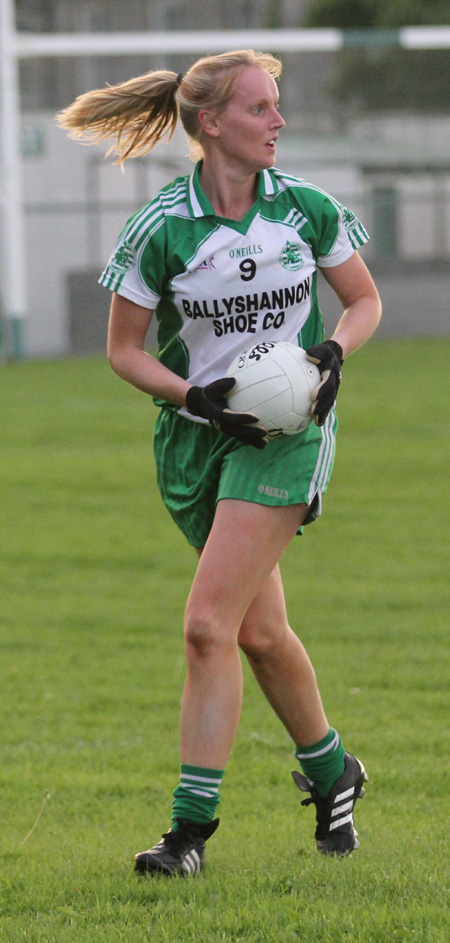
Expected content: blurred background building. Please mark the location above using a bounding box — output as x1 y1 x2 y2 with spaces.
1 0 449 357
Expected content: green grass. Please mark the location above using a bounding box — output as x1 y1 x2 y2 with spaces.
0 338 449 941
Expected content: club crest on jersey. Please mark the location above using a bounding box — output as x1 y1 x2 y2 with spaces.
342 207 357 231
110 241 137 273
196 255 216 271
280 241 304 272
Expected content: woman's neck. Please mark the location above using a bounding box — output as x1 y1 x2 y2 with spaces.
199 160 258 221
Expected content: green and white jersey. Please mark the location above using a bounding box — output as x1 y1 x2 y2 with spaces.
99 162 369 412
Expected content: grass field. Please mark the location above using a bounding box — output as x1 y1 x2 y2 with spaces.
0 337 449 942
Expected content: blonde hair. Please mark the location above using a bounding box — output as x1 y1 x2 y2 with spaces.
56 49 282 165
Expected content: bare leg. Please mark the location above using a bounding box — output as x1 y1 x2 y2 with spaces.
238 565 329 747
180 499 309 768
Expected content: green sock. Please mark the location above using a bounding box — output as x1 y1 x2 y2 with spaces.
295 728 345 798
172 764 225 828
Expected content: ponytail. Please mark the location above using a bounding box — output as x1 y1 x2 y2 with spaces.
56 70 181 164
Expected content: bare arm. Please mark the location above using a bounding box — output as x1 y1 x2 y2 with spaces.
320 251 382 357
107 292 191 407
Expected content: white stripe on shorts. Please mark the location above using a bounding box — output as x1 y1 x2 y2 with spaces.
308 410 337 507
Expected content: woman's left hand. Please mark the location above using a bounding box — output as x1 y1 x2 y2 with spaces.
306 340 343 426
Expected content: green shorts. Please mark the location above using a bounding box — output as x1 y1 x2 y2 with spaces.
153 408 337 548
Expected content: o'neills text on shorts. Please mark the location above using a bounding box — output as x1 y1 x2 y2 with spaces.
258 484 289 499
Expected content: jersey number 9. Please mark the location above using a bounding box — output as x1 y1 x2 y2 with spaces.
239 259 256 281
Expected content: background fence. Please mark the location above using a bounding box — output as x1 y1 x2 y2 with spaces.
1 7 449 358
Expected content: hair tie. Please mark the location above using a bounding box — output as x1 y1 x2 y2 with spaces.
175 73 184 88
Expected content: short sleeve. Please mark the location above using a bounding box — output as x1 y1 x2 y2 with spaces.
317 201 370 269
98 199 167 308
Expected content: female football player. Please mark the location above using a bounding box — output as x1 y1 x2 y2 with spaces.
57 49 381 875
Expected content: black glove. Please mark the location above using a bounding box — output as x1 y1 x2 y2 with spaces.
186 377 268 449
306 340 344 426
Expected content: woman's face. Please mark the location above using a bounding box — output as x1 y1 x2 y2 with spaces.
202 66 286 174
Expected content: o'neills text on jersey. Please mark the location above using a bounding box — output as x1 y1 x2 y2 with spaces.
181 275 311 337
228 244 263 258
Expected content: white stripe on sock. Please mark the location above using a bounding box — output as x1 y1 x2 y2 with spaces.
185 788 217 798
296 730 340 760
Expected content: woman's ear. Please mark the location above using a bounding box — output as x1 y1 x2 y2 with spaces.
198 109 220 138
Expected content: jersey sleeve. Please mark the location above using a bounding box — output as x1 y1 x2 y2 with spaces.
316 198 370 269
98 199 167 309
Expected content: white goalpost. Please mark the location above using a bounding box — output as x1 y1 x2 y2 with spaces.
1 0 450 357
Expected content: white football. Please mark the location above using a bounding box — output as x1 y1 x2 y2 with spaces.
226 341 321 437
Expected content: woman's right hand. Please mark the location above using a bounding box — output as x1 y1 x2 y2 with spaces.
186 378 268 449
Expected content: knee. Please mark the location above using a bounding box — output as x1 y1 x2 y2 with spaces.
184 606 234 660
238 612 285 660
